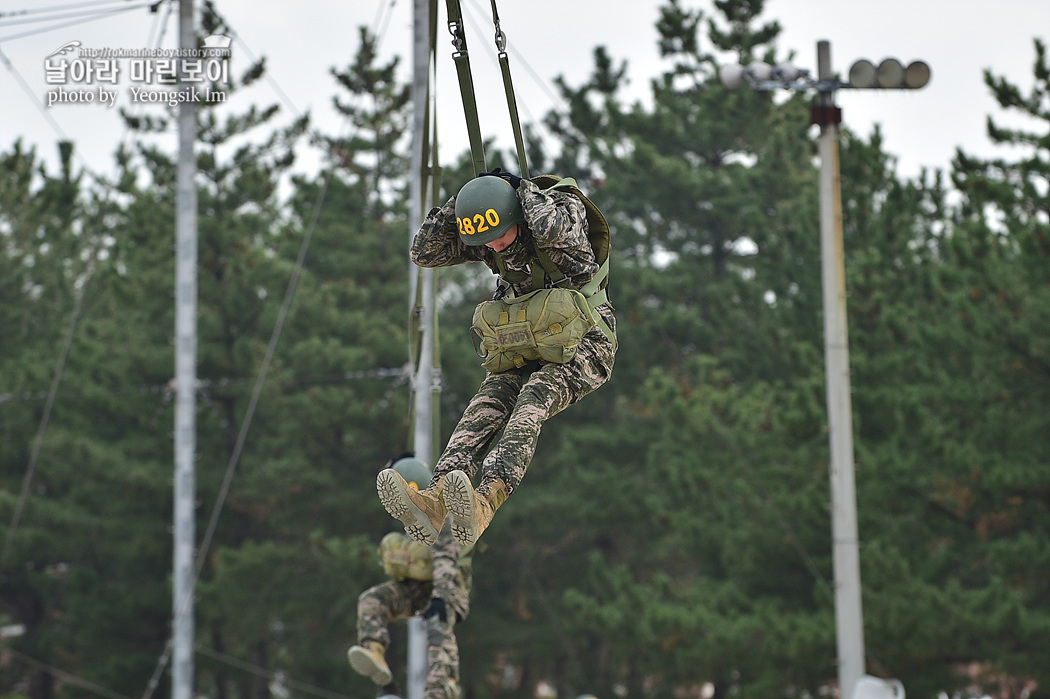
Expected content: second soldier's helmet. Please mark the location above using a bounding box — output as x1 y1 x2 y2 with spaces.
390 456 432 490
454 176 523 246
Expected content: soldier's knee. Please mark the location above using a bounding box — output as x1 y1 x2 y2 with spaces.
357 595 387 618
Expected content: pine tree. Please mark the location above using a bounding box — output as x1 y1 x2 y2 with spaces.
863 37 1050 695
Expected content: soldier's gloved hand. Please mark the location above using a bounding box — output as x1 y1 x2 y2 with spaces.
480 167 522 190
421 597 447 623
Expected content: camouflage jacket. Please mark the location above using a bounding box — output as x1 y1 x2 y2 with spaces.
411 179 610 315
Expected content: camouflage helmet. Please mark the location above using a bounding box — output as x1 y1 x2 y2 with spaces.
390 457 432 490
454 176 523 246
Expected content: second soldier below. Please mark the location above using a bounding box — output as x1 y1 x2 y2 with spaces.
349 457 473 699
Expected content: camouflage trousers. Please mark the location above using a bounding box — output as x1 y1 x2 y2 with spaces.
357 578 464 699
434 315 615 495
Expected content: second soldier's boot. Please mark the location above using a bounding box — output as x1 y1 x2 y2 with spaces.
377 468 446 546
441 470 509 546
347 640 393 686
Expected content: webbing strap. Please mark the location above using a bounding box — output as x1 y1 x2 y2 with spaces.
490 181 611 297
580 256 609 297
490 252 528 287
488 0 529 178
528 261 545 292
534 247 564 286
445 0 486 175
535 249 615 350
532 246 610 297
491 244 616 349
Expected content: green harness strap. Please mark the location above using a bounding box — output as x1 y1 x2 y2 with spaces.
488 178 616 351
441 4 613 349
488 0 529 178
532 249 615 351
445 0 487 176
445 0 530 178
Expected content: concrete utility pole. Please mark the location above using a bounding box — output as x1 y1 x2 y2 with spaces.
813 40 865 697
173 1 197 699
719 40 929 699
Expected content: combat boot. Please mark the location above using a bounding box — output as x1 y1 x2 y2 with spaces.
347 640 392 686
441 470 508 545
377 468 446 546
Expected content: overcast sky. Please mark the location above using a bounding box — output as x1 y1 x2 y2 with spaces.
1 0 1046 184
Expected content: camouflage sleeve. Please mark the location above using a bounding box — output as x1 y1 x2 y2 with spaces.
518 179 598 287
518 179 589 251
410 195 487 268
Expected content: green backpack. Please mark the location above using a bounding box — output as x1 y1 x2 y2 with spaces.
378 532 433 581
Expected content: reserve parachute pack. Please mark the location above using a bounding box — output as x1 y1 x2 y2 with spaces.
378 531 433 581
470 286 596 372
471 176 615 372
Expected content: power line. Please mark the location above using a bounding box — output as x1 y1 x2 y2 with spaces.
0 44 106 181
457 0 565 139
0 0 152 20
0 2 156 41
373 0 397 50
501 33 568 113
0 2 159 28
144 0 170 47
220 0 400 139
194 645 354 699
138 1 402 690
0 0 179 573
2 2 412 696
0 249 100 572
0 45 71 143
0 0 165 184
119 0 173 154
0 639 357 699
0 367 410 406
1 642 135 699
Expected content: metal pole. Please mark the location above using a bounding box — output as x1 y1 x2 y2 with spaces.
173 2 197 699
407 1 433 696
815 39 865 699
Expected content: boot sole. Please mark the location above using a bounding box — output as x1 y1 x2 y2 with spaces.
376 469 439 546
442 470 480 546
347 646 393 685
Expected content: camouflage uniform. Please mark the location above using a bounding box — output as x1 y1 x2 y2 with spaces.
356 520 473 699
410 178 616 496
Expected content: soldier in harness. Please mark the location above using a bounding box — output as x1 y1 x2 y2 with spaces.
377 169 616 547
350 456 473 699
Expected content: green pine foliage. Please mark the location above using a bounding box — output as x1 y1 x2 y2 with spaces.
0 2 1047 699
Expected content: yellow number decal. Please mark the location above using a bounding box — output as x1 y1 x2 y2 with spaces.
458 216 476 236
457 209 501 236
